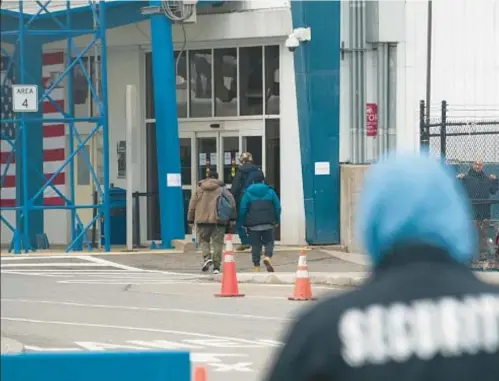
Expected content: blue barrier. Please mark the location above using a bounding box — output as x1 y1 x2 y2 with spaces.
1 350 191 381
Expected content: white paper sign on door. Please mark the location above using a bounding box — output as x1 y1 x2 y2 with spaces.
199 153 206 166
224 152 232 165
210 153 217 165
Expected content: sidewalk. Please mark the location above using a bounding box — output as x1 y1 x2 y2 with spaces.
99 248 499 287
94 248 367 274
4 245 498 287
0 244 339 256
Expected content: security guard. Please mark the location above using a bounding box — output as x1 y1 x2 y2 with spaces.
265 153 499 381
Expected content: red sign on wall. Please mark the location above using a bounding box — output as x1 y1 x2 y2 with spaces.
366 103 378 137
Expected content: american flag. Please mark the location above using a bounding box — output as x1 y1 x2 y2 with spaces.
0 56 15 141
0 52 66 208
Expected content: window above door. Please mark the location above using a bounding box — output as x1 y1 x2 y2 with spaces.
145 45 280 121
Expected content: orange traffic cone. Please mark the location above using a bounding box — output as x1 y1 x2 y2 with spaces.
193 365 207 381
288 250 317 301
215 234 245 297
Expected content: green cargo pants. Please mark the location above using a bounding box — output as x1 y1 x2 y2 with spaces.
197 225 225 269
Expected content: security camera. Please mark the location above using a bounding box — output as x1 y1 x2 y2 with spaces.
285 35 300 52
285 27 312 52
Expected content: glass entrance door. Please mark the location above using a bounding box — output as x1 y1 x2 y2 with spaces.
195 132 239 187
155 129 263 240
196 132 218 183
220 133 239 188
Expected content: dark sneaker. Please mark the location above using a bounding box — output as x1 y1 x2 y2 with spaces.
237 245 250 251
201 258 213 272
213 268 220 275
263 256 274 272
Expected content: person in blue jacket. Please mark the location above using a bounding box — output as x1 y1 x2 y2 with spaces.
239 171 281 272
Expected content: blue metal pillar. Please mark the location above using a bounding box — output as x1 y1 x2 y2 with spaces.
100 0 112 252
149 1 185 248
66 0 77 247
16 25 44 250
290 1 341 244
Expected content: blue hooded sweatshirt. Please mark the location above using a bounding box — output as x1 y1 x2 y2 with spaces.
239 183 281 228
356 152 477 265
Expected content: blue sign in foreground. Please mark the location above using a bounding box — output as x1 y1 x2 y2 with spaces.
1 350 191 381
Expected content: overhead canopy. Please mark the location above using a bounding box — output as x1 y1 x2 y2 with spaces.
0 0 225 44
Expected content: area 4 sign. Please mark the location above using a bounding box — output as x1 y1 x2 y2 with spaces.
12 84 38 113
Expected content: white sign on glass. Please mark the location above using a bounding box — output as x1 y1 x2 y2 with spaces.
224 152 232 165
210 153 217 165
199 153 206 166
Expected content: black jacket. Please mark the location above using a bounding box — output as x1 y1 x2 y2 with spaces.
239 183 281 228
460 169 498 220
265 245 499 381
231 162 263 203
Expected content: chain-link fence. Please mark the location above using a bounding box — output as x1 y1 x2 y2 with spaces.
420 100 499 270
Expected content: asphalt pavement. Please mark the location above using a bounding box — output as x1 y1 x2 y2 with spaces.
1 255 345 381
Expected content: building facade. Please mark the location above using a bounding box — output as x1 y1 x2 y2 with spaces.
1 0 498 249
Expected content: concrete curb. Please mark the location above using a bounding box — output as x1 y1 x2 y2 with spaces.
209 272 368 287
321 249 370 267
1 337 25 354
0 246 316 258
204 270 499 287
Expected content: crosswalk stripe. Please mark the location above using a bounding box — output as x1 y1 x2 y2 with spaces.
1 262 117 268
79 256 144 271
0 255 206 284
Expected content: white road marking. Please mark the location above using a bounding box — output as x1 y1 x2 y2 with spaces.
183 339 266 348
1 257 65 261
255 339 283 347
140 289 310 300
75 342 148 351
0 271 65 278
80 256 145 271
24 345 83 352
0 256 98 261
1 270 162 274
0 316 284 346
0 299 288 321
0 255 147 273
57 280 207 285
127 340 203 349
1 262 115 267
191 353 248 363
209 362 253 372
24 340 279 352
23 341 255 372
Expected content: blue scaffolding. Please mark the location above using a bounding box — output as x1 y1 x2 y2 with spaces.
1 1 225 253
0 1 111 253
